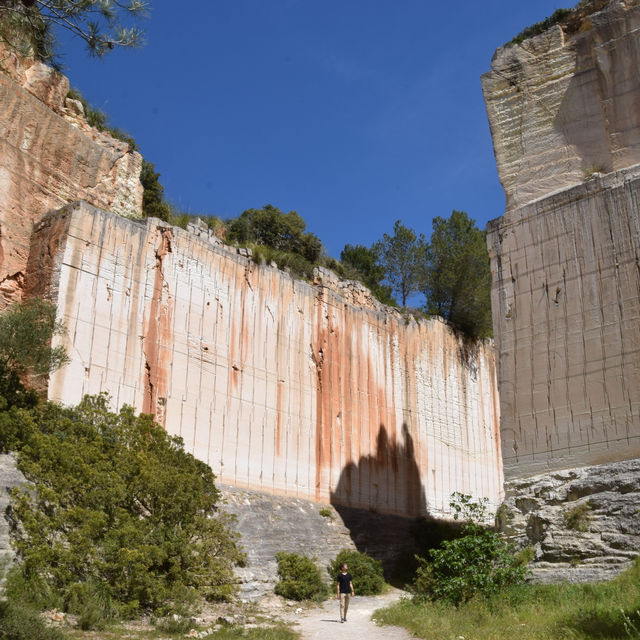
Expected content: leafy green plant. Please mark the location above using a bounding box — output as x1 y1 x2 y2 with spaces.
0 598 67 640
421 210 492 340
412 492 529 605
328 550 385 596
6 394 244 617
319 507 333 519
274 552 328 602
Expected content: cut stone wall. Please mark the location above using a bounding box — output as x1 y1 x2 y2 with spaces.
482 0 640 213
500 458 640 583
32 201 503 520
484 0 640 480
487 167 640 477
0 54 142 306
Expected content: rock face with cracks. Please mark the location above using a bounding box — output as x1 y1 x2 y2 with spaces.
485 0 640 478
0 48 142 307
29 201 503 521
501 458 640 582
484 0 640 581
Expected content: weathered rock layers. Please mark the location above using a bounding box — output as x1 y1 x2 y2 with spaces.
484 0 640 478
482 0 640 213
0 48 142 306
484 0 640 580
501 459 640 582
32 201 503 519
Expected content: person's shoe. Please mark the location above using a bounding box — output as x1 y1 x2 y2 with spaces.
340 618 345 623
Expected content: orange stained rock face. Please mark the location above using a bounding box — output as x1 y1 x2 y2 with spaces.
43 203 503 518
0 58 142 308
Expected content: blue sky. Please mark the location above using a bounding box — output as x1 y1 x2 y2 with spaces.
57 0 569 259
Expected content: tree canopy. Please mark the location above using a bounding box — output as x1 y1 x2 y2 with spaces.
2 395 244 616
373 220 426 307
422 210 492 339
226 205 322 264
0 0 147 62
340 243 396 306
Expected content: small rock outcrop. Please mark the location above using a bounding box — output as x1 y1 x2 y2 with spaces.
501 459 640 583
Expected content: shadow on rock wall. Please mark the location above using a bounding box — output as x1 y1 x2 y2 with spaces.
329 424 460 582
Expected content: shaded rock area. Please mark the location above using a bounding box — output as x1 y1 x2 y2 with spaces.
0 454 27 587
219 485 356 600
501 458 640 583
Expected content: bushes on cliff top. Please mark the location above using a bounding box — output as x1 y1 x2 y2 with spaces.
2 394 245 618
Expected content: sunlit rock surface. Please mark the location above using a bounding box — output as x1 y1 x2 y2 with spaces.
482 0 640 212
485 0 640 479
0 51 142 306
32 202 503 519
501 458 640 582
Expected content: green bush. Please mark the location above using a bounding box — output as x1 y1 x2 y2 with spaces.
412 493 529 605
563 501 592 532
274 552 328 602
5 394 244 617
328 549 385 596
0 598 66 640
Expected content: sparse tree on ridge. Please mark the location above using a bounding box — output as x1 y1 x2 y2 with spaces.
421 210 492 339
0 0 148 62
340 243 397 306
374 219 426 307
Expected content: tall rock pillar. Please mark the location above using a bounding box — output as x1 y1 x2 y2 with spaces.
482 0 640 479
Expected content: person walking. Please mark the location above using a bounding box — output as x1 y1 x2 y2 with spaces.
336 562 354 623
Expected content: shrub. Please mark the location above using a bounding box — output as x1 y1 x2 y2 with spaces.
563 501 592 532
274 552 328 602
6 394 244 617
328 550 385 596
412 492 529 605
0 598 66 640
319 507 333 519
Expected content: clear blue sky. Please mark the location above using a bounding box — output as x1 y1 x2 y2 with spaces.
56 0 568 259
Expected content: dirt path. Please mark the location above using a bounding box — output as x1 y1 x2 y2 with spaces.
285 589 412 640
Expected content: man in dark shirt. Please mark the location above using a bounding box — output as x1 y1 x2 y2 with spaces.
336 562 354 622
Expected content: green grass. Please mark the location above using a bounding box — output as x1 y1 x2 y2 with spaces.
65 624 298 639
374 558 640 640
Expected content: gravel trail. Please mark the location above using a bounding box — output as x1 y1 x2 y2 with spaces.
285 589 412 640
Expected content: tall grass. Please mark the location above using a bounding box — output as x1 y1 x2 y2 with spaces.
374 558 640 640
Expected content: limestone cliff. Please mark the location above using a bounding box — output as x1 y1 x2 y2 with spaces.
482 0 640 212
0 48 142 306
484 0 640 478
484 0 640 581
29 201 503 520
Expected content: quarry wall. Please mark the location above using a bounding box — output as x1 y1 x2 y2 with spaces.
483 0 640 479
0 47 142 306
31 201 503 519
